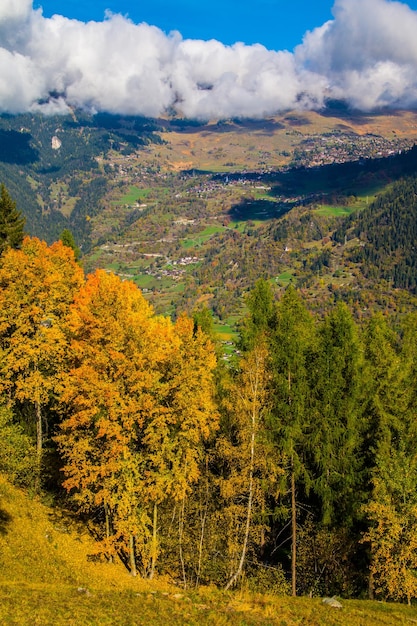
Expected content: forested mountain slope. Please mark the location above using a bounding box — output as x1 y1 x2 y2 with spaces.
0 111 162 250
335 174 417 293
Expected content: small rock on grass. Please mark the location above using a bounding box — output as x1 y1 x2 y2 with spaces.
322 596 343 609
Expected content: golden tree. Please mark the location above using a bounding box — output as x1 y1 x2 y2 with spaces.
365 448 417 605
0 237 84 456
57 271 218 577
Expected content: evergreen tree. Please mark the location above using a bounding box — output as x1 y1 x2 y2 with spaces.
240 278 275 350
0 184 25 254
59 228 81 261
309 302 364 527
361 313 403 475
269 285 315 596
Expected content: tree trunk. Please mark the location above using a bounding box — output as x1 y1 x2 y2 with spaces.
368 568 374 600
178 496 187 589
149 502 158 580
129 534 137 577
287 366 297 597
291 459 297 597
104 502 113 563
36 399 42 456
196 456 209 588
225 377 257 591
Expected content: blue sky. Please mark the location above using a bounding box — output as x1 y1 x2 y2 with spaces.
32 1 343 51
33 1 417 51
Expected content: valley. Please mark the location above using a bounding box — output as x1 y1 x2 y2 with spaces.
80 109 417 332
2 107 417 342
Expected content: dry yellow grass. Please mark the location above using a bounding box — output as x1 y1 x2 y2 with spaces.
135 110 417 174
1 475 417 625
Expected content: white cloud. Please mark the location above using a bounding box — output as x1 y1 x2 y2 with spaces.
297 0 417 109
0 0 32 23
0 0 417 118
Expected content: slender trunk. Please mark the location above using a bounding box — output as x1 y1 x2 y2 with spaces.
129 534 137 577
260 503 266 556
33 399 43 493
196 456 209 588
225 369 258 591
149 502 158 580
36 399 42 456
291 458 297 597
179 496 187 589
287 366 297 597
368 568 374 600
104 502 113 563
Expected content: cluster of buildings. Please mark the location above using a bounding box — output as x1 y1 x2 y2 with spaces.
292 133 413 168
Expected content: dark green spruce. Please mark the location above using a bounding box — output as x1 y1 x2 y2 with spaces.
0 184 25 254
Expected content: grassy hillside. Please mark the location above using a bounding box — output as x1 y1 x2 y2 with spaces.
1 475 417 625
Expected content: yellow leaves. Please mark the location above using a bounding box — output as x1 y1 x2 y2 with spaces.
0 237 86 451
364 449 417 603
55 268 219 569
366 500 417 602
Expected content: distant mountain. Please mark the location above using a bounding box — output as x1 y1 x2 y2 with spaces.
0 111 163 251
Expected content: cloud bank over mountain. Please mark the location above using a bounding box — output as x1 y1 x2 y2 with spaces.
1 0 417 118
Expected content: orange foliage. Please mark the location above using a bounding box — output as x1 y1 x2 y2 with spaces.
0 237 84 452
57 271 218 571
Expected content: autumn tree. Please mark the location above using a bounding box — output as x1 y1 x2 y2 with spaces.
57 271 218 577
220 342 280 590
0 237 84 461
57 270 167 574
139 314 219 582
365 445 417 605
364 314 417 604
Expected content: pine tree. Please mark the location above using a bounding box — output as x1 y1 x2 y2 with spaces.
309 302 364 527
361 313 403 475
269 285 315 596
0 184 25 254
239 278 275 350
59 229 81 261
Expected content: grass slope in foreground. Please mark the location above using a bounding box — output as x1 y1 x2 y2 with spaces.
1 476 417 625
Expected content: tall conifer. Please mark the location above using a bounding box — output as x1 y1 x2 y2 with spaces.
269 285 314 596
310 302 364 527
0 184 25 254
